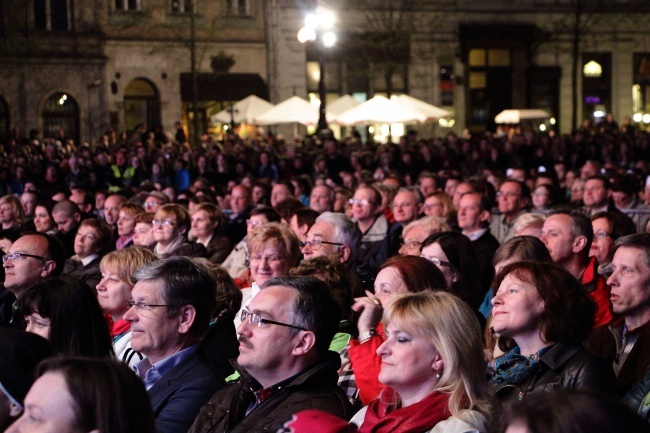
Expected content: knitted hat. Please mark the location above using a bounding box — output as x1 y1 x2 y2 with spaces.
0 328 53 408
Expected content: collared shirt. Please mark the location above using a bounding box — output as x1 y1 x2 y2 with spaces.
81 253 99 266
245 372 300 416
462 228 488 241
490 210 526 244
134 344 199 390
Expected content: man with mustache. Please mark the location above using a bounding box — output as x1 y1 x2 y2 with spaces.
189 276 354 433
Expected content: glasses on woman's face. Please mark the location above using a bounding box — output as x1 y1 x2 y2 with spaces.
248 254 285 264
419 254 452 267
400 238 422 250
152 219 175 227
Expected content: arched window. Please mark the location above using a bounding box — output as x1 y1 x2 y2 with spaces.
42 92 79 144
0 96 9 142
124 78 161 135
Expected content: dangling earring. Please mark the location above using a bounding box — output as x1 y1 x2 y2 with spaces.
435 369 441 379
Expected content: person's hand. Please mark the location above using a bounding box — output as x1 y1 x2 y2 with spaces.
351 290 383 336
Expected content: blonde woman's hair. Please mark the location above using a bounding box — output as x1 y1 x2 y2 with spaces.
0 194 26 227
513 212 546 236
402 216 451 238
246 222 301 267
99 246 158 287
384 291 494 421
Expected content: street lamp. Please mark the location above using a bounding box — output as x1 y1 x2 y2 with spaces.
298 7 336 134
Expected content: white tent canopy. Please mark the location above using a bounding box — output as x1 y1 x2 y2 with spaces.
396 94 451 119
254 96 318 126
211 95 274 124
326 94 362 122
335 95 429 125
494 109 551 124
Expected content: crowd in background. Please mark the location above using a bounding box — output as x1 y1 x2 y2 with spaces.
0 114 649 433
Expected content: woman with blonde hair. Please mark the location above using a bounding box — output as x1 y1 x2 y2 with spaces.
351 291 493 432
422 192 456 226
0 195 26 232
96 246 158 366
234 222 301 327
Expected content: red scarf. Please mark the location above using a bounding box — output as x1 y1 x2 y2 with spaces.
111 318 131 337
359 388 451 433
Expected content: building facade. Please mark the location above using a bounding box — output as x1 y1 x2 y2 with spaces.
1 0 650 144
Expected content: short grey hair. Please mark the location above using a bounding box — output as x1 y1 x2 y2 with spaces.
133 256 216 337
396 186 424 204
315 211 362 263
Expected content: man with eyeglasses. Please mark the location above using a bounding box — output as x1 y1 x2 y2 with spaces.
302 212 360 268
143 191 170 214
490 179 531 244
1 232 65 327
189 276 354 433
350 186 388 289
124 256 224 433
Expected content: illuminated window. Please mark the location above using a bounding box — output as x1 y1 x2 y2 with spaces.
469 49 486 67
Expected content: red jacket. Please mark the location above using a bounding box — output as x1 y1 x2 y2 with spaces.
348 322 386 405
582 256 614 328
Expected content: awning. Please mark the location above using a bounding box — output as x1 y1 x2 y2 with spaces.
180 73 268 102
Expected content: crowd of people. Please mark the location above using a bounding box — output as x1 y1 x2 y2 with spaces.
0 117 650 433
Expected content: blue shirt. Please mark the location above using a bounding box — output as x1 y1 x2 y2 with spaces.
134 344 200 391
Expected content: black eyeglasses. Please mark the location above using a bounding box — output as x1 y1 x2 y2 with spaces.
2 253 45 263
126 300 172 311
300 240 343 250
240 309 308 331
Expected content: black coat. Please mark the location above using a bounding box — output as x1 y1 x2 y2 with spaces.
188 352 354 433
488 342 617 405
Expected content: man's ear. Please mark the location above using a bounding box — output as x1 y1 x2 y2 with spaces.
74 212 81 223
573 235 588 253
479 209 491 223
41 260 56 277
292 331 316 356
338 244 351 263
177 305 197 334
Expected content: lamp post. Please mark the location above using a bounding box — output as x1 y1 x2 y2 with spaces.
297 7 336 134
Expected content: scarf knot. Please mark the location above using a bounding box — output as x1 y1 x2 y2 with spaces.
489 345 552 385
